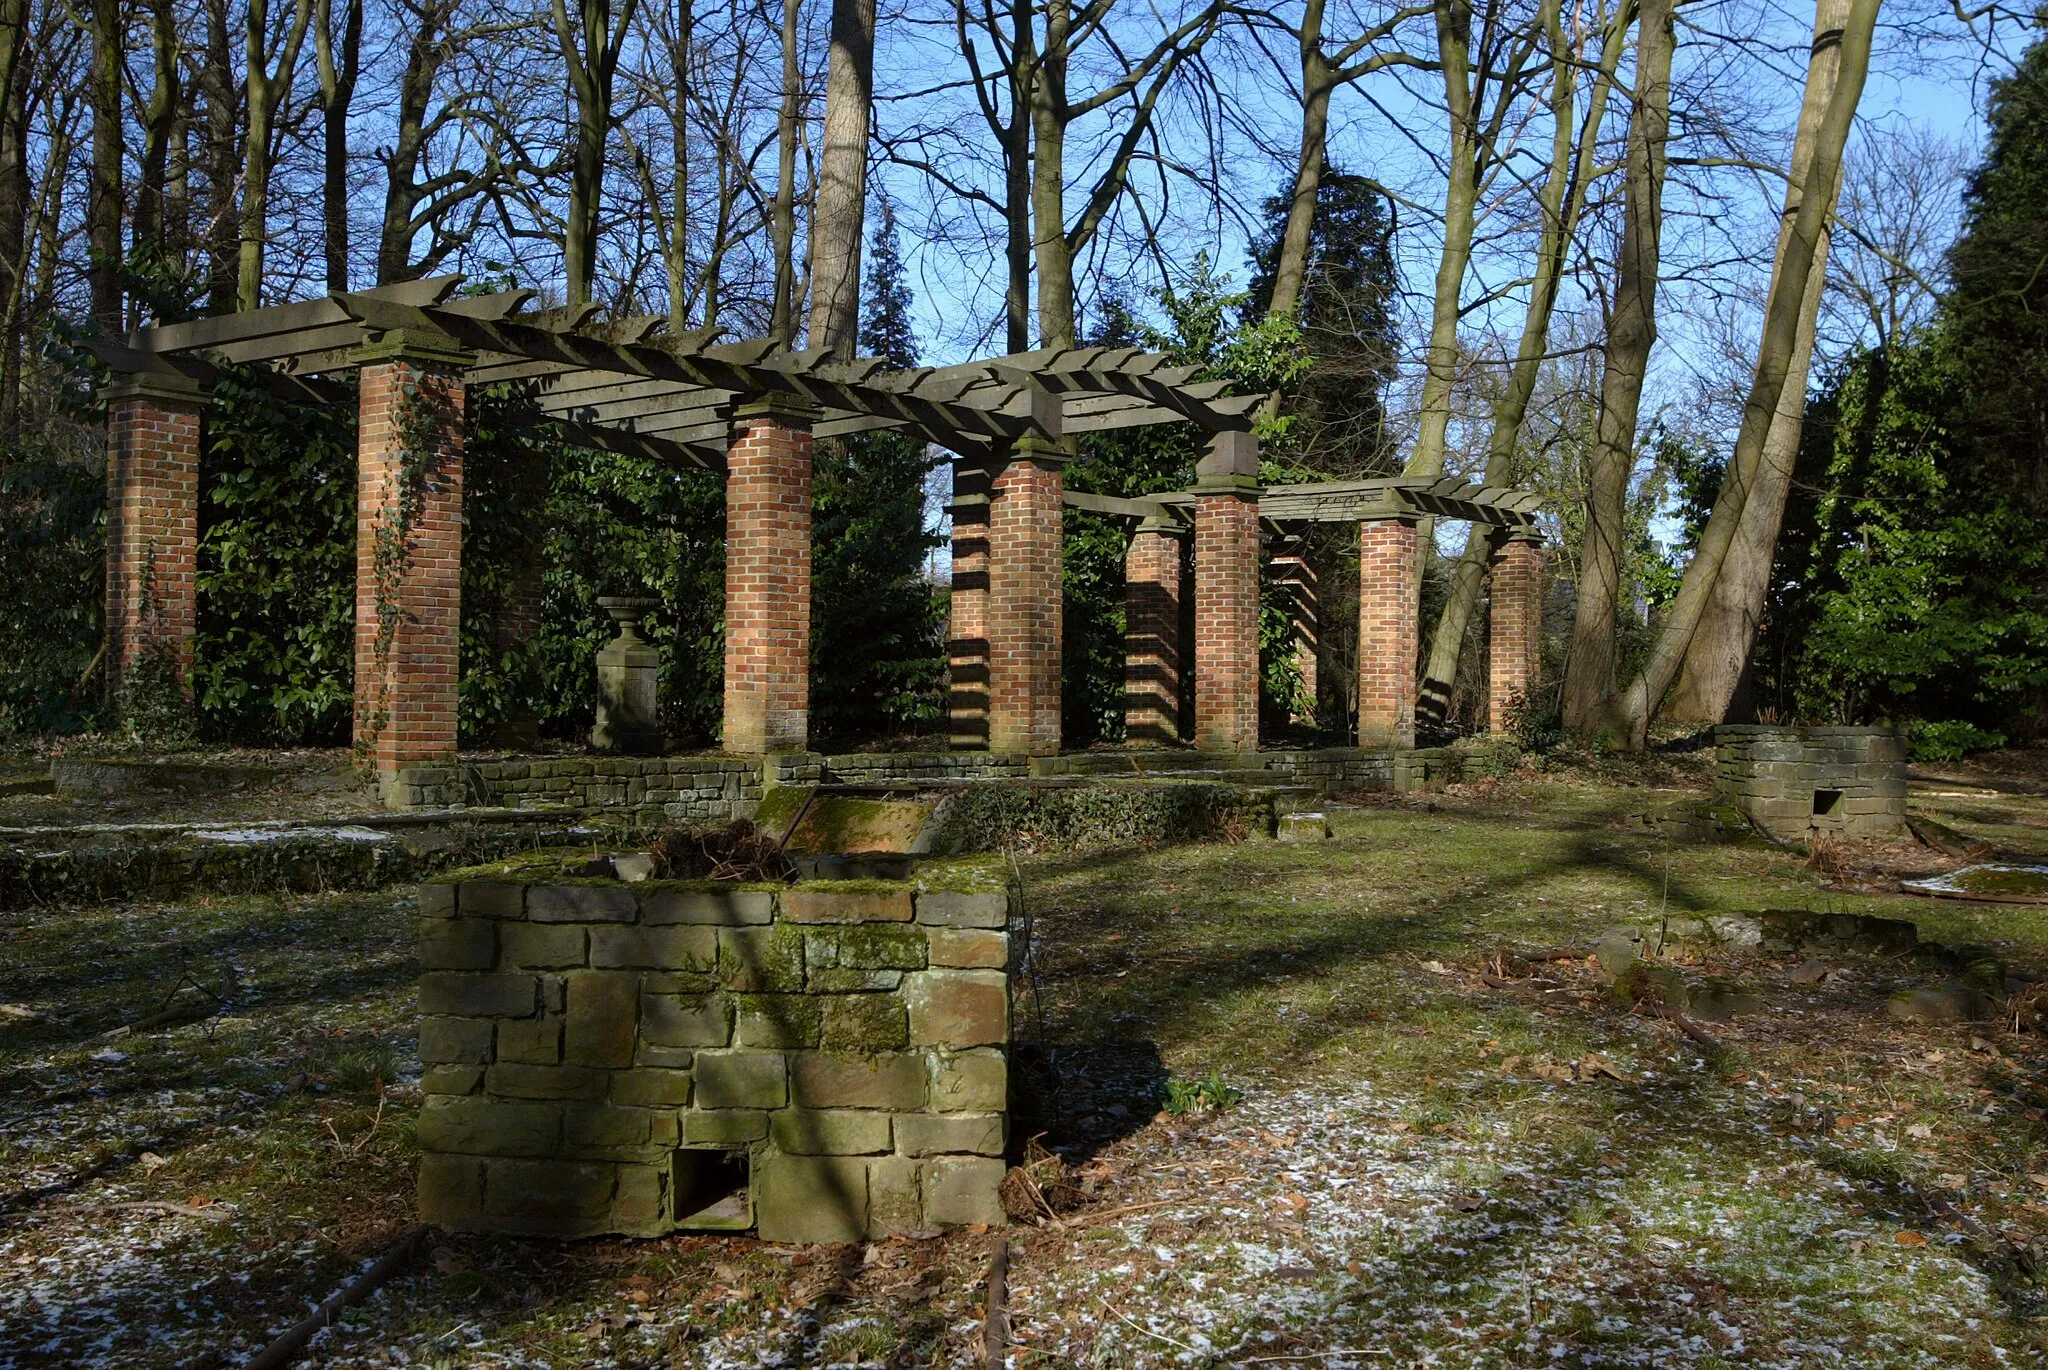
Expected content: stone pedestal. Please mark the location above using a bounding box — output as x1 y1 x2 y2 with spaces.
593 597 662 754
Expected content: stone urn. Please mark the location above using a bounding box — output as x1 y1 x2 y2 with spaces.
593 596 662 754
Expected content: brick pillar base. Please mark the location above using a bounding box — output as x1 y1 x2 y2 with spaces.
1193 432 1261 753
1357 512 1419 747
947 462 991 749
104 377 206 702
1123 518 1184 745
987 439 1063 756
353 342 469 787
1488 532 1544 733
724 396 815 755
1271 542 1319 726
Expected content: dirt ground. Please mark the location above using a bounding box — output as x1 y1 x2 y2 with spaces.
6 753 2048 1367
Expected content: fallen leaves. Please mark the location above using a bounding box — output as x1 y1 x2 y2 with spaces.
1501 1053 1629 1084
1895 1231 1929 1248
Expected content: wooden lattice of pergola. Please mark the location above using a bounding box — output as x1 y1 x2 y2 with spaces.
91 275 1544 797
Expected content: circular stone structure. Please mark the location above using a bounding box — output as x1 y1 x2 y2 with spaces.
1713 724 1907 841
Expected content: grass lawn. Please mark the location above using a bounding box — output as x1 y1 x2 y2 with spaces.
5 759 2048 1366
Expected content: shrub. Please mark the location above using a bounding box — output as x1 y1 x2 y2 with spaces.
1904 719 2007 762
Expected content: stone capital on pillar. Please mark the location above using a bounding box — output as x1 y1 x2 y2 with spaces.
724 393 817 755
352 347 468 795
104 372 209 709
1193 431 1262 754
1357 510 1420 748
1487 528 1545 735
987 440 1064 756
1124 516 1186 746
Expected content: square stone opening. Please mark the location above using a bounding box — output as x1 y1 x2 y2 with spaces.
676 1149 750 1231
1813 789 1843 819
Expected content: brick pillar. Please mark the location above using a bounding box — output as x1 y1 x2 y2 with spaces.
1123 517 1184 745
1270 542 1319 726
1193 430 1261 754
986 437 1064 757
353 339 469 789
1488 531 1544 734
947 462 992 749
1357 508 1419 747
103 376 206 702
724 395 816 755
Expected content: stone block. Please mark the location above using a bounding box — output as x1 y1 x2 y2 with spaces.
418 882 457 918
753 1152 868 1244
642 889 775 925
791 1051 928 1110
418 1096 560 1156
771 1109 893 1155
590 924 717 971
419 1015 494 1065
684 1109 769 1145
930 1050 1007 1112
564 1104 657 1150
563 970 640 1067
614 1163 669 1235
821 994 909 1054
637 1042 695 1069
529 884 639 923
459 881 525 918
867 1156 923 1237
718 925 806 992
927 929 1007 970
487 1062 607 1099
498 923 588 970
905 970 1009 1048
484 1158 615 1235
915 891 1009 929
422 918 496 970
896 1112 1005 1157
923 1156 1004 1227
804 925 928 970
784 888 915 924
420 972 537 1018
693 1050 788 1109
642 991 732 1048
807 968 906 992
736 994 824 1048
422 1065 483 1095
612 1068 693 1107
418 1153 486 1227
496 1017 562 1065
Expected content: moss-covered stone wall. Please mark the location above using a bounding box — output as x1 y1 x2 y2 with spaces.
415 853 1011 1243
1714 725 1907 841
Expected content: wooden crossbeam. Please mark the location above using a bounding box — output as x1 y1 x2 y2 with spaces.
551 417 725 472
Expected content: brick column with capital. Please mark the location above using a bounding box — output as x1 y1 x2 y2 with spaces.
1488 531 1545 734
987 438 1064 756
724 395 816 755
353 338 470 787
1193 430 1262 754
1123 517 1184 745
104 376 207 703
1357 509 1419 747
947 461 992 749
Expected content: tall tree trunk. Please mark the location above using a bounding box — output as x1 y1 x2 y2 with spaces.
1402 0 1480 483
554 0 637 308
1265 0 1332 325
1001 0 1031 353
316 0 362 293
1418 0 1625 726
1608 0 1881 746
1030 0 1071 349
201 0 240 312
1561 0 1676 737
87 0 123 334
807 0 872 355
661 0 693 328
1664 0 1851 724
769 0 800 342
132 0 180 297
238 0 315 311
0 0 28 430
376 0 442 284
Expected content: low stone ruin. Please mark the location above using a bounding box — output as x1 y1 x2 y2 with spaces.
1714 724 1908 841
414 845 1011 1243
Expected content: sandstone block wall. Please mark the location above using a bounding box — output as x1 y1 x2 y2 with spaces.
1714 725 1908 840
416 859 1012 1243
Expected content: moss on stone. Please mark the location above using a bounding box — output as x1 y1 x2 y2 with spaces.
912 854 1010 894
820 993 910 1055
751 784 814 841
804 925 928 970
789 877 914 895
718 923 806 992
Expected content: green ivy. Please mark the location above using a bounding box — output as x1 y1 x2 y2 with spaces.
0 448 104 736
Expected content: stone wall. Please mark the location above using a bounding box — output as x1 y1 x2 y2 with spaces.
415 855 1011 1243
392 747 1458 816
1714 725 1907 840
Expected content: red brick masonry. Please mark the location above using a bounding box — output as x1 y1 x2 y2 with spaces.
1357 515 1419 746
725 400 815 755
1488 534 1543 734
104 383 204 698
947 464 992 750
987 446 1063 756
1194 492 1260 752
1123 522 1183 745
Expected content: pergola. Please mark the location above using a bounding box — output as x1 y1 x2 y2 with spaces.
92 276 1544 798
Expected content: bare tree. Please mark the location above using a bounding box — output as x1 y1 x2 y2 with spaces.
238 0 317 308
555 0 640 307
807 0 872 354
85 0 122 331
315 0 363 290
